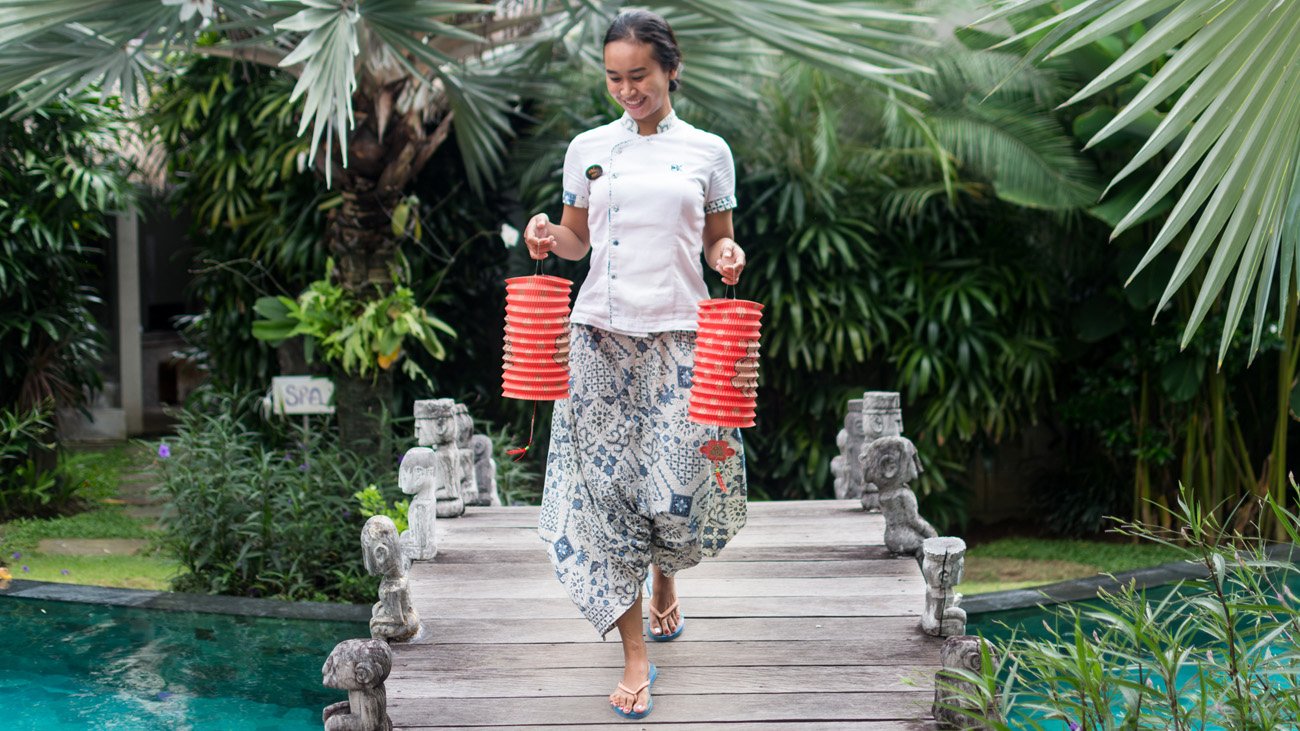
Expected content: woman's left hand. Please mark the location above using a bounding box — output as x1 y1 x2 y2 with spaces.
714 241 746 286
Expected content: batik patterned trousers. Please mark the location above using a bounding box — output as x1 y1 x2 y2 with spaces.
538 324 748 638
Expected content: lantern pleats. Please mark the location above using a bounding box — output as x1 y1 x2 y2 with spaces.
688 298 763 428
502 275 573 401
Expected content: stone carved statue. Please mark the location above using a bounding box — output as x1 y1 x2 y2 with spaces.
470 433 501 506
362 516 420 642
450 403 479 507
921 536 967 637
321 638 393 731
398 446 439 560
858 391 903 511
413 399 465 520
933 635 1001 730
863 435 936 556
830 398 864 500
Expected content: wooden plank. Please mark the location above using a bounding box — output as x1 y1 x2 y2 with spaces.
403 717 935 723
418 595 922 620
389 637 940 671
406 576 922 600
417 558 918 581
427 544 897 564
445 505 876 529
385 664 934 698
433 524 885 549
386 691 936 725
407 616 929 645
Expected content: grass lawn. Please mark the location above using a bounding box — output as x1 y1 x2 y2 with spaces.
959 537 1189 595
0 444 181 591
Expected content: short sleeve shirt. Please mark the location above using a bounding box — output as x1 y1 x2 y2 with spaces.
562 110 738 336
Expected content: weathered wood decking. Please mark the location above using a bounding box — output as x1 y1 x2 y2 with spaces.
388 499 943 729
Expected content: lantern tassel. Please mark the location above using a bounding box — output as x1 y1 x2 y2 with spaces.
507 402 539 461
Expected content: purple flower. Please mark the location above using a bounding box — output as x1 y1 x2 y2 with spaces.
282 452 294 462
10 552 19 560
158 443 171 459
298 463 309 472
61 569 70 576
341 508 352 519
1069 723 1081 731
21 566 29 573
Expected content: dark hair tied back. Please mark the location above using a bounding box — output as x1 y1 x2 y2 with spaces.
604 10 682 92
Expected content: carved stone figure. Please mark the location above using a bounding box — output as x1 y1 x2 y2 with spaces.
830 398 864 500
933 635 1001 730
398 446 439 560
362 516 420 642
321 638 393 731
858 391 903 511
413 398 464 520
470 434 501 506
921 536 967 637
451 403 479 507
863 435 936 556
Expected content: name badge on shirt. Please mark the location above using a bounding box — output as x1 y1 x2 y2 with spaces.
585 164 603 181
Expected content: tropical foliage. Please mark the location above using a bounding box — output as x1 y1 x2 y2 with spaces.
0 91 133 518
944 483 1300 729
976 1 1300 363
152 386 408 602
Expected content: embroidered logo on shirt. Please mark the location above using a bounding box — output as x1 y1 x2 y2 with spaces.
585 164 603 180
670 164 683 171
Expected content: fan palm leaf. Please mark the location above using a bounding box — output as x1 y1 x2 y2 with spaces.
977 0 1300 364
0 0 934 192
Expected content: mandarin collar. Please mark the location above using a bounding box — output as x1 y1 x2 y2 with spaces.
618 109 678 135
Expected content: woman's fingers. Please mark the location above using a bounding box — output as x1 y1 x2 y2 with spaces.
525 213 551 259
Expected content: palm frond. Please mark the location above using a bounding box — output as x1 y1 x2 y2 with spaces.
979 0 1300 363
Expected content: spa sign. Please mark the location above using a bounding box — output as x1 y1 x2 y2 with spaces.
270 376 336 415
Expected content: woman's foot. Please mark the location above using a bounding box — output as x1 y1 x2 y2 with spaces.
609 657 652 716
648 565 681 638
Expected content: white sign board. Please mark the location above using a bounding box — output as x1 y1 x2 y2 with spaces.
271 376 336 415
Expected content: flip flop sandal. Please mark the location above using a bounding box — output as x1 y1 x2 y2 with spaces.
612 662 658 720
647 599 685 641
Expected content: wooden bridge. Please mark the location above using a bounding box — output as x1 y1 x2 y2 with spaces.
387 499 943 729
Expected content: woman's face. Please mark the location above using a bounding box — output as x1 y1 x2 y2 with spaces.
604 39 676 126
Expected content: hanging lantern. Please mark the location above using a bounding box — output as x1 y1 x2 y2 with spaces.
689 298 763 428
502 275 573 401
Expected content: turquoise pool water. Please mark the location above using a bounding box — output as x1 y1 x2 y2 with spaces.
1 596 366 730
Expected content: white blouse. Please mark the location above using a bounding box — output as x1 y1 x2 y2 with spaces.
562 110 738 336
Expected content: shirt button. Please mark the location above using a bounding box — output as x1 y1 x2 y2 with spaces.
613 206 620 212
611 274 617 279
612 240 620 246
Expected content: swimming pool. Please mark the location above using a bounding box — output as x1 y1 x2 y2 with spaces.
1 595 366 730
966 569 1300 730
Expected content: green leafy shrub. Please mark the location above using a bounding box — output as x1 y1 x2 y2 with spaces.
947 483 1300 729
152 387 402 603
0 402 78 520
353 485 409 533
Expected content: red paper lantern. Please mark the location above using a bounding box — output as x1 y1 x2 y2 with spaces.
502 275 573 401
689 298 763 428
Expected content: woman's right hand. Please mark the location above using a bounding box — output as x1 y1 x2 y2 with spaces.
524 212 556 260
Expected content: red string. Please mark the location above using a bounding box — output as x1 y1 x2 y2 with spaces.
506 402 538 461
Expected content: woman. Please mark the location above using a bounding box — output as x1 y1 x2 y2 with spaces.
527 9 749 721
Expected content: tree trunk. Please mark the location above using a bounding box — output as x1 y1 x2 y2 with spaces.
334 370 395 455
311 77 455 450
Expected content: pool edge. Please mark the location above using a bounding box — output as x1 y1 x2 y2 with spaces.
964 541 1298 615
0 578 369 622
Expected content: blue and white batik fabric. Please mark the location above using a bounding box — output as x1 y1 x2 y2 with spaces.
538 324 748 639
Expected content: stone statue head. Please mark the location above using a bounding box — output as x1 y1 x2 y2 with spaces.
361 515 405 577
922 537 967 588
451 403 473 448
862 435 921 490
322 638 392 691
940 635 995 673
397 447 437 496
861 391 902 443
471 433 491 460
414 398 456 447
843 399 864 437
